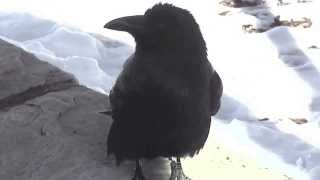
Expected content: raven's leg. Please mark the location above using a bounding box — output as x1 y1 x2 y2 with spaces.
169 157 191 180
132 159 146 180
169 158 178 180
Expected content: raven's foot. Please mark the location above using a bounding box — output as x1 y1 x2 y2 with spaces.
132 172 146 180
132 160 146 180
169 158 191 180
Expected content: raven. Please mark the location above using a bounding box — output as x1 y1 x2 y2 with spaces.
104 3 223 180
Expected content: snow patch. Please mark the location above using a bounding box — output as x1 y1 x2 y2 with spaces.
0 11 133 93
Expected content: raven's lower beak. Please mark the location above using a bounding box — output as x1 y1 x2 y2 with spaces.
104 15 145 34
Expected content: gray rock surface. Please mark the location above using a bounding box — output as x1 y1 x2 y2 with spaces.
0 39 169 180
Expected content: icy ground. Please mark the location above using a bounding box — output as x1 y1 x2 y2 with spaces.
1 0 320 179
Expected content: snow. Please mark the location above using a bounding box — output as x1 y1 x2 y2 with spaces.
0 12 133 93
1 0 320 179
210 1 320 179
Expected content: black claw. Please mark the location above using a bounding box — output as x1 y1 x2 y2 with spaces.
132 172 146 180
132 174 146 180
169 157 191 180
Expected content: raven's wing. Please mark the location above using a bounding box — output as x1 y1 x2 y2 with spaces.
108 59 155 122
108 55 137 117
209 70 223 115
108 76 133 119
108 87 116 115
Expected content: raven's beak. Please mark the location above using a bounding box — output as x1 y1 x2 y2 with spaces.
104 15 145 34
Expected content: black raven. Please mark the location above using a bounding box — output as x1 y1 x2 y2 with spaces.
104 3 223 180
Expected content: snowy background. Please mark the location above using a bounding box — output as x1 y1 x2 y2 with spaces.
1 0 320 179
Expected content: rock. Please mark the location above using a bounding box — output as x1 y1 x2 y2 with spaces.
0 39 169 180
220 0 264 8
289 118 308 124
0 41 78 110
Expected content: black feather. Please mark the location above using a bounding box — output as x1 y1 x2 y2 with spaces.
105 3 223 165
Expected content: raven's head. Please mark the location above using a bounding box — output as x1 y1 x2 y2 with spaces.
104 3 206 55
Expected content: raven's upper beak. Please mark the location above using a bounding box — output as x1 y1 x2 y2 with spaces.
104 15 146 34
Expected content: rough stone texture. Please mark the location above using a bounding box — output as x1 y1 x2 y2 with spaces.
0 39 169 180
